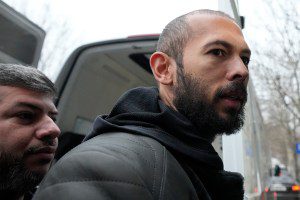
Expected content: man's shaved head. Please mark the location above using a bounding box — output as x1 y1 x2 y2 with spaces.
157 9 236 68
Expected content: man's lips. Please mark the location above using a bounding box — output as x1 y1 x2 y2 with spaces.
26 146 56 155
33 146 56 154
221 95 245 104
25 146 56 163
221 97 242 108
216 80 247 103
219 88 247 102
218 90 247 109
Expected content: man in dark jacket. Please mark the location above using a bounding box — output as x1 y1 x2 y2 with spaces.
0 64 61 200
34 9 251 200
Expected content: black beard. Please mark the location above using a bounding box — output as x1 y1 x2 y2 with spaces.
173 69 247 142
0 152 44 199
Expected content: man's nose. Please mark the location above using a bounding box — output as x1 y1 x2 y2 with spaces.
35 116 61 140
226 57 249 84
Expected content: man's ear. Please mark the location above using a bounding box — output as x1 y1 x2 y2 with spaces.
150 52 175 85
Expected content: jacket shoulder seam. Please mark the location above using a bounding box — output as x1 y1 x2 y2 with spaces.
158 147 167 200
43 178 148 188
138 137 157 197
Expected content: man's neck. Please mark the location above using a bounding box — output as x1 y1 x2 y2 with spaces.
159 87 177 111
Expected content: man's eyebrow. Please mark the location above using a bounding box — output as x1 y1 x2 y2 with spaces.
203 40 232 49
203 40 251 55
15 102 42 111
241 48 251 56
15 102 58 115
49 110 58 115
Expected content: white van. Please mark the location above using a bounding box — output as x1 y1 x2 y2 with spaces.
54 35 160 159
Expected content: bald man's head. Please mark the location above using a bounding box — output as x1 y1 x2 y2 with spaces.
156 9 237 68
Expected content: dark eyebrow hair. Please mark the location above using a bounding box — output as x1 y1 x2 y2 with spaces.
203 40 251 55
15 102 58 115
15 102 42 111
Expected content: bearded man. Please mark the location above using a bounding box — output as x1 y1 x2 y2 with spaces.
33 9 251 200
0 64 60 200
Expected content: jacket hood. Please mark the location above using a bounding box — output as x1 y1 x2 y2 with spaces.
85 87 223 170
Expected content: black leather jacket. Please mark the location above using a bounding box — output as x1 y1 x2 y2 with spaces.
33 132 201 200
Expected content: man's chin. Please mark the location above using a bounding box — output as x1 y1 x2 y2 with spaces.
25 161 51 177
0 153 45 195
24 151 54 175
217 110 245 135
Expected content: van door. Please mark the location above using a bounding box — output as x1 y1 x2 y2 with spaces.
54 36 158 159
0 1 45 67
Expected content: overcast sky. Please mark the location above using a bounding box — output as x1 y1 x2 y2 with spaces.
50 0 218 42
4 0 299 80
3 0 219 79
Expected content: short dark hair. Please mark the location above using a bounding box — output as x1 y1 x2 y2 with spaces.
157 9 235 68
0 64 56 97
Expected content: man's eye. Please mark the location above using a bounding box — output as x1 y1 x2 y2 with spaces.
241 56 250 66
210 49 226 57
16 112 35 124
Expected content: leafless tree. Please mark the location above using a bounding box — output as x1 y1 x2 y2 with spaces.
251 0 300 179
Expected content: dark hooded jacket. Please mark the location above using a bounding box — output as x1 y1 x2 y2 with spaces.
87 87 244 199
33 87 244 200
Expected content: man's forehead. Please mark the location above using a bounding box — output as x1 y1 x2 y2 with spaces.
0 86 56 112
186 14 249 50
187 13 241 35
